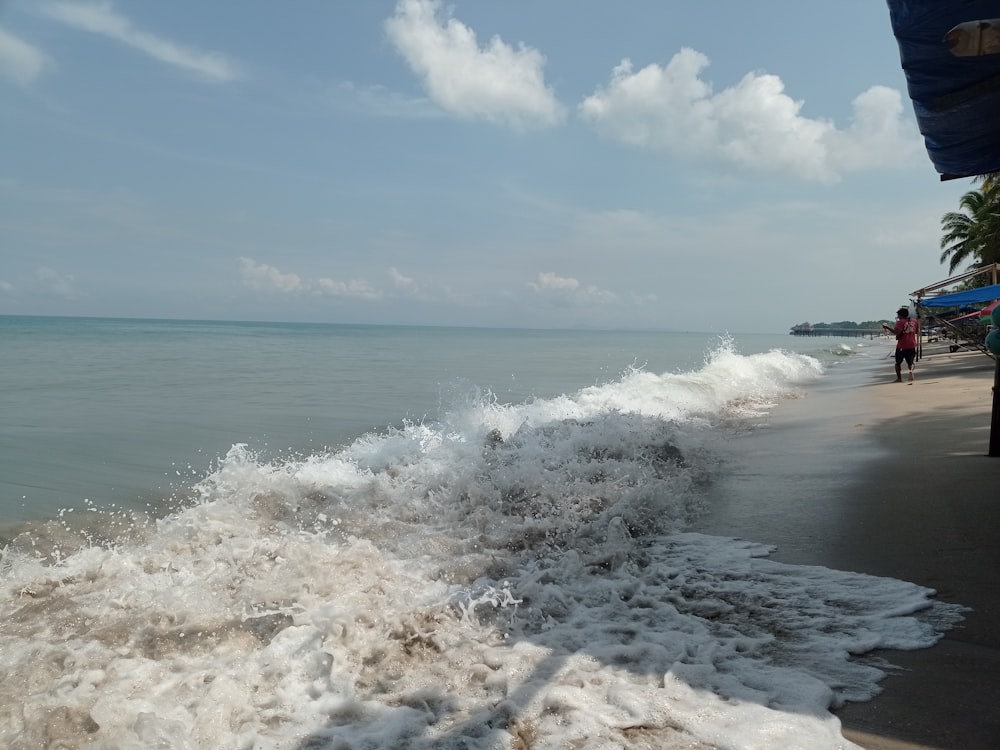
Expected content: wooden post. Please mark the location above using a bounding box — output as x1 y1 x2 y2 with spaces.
917 308 923 362
991 358 1000 456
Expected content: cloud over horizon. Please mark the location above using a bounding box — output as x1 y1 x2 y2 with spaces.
240 258 380 300
527 272 617 307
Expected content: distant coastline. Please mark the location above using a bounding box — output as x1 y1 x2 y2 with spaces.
789 320 887 337
0 314 779 336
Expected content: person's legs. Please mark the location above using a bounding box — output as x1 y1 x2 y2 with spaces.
894 350 904 382
905 349 916 382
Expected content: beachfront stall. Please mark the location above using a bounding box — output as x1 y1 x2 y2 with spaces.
910 268 1000 457
911 265 1000 358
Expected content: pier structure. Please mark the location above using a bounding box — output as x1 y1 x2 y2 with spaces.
789 327 882 339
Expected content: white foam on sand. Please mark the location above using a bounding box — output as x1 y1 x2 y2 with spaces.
0 344 965 749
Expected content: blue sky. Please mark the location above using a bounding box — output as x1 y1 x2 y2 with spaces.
0 1 976 332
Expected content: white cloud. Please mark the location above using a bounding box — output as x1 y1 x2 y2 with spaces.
240 258 303 293
579 48 921 182
42 1 239 83
0 280 14 294
825 85 924 171
389 266 419 294
385 0 564 130
239 258 379 299
0 27 53 86
527 272 617 306
531 272 580 293
314 276 380 299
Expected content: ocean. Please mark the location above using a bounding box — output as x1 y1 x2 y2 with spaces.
0 316 962 749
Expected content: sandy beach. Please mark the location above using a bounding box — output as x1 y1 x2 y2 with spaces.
703 340 1000 750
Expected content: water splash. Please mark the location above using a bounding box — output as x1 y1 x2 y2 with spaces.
0 342 964 750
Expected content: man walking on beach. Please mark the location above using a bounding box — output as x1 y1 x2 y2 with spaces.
883 306 919 383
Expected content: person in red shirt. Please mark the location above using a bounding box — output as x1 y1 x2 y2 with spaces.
882 306 919 383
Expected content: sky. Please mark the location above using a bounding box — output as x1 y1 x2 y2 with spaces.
0 0 979 333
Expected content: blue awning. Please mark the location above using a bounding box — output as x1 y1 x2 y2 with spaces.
886 1 1000 179
920 283 1000 306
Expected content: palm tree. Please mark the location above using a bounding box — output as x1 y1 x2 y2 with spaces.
979 173 1000 267
939 172 1000 274
940 190 991 272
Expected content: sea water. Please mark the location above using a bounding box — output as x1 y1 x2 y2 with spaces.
0 316 961 749
0 317 858 525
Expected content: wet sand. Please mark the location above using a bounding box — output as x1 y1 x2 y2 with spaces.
702 341 1000 749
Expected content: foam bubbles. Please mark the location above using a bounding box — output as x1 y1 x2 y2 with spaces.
0 343 963 749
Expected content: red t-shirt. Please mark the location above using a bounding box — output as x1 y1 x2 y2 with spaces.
893 317 919 349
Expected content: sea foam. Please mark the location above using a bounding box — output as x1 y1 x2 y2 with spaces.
0 341 963 749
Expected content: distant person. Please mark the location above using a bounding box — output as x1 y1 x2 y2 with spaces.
882 307 919 383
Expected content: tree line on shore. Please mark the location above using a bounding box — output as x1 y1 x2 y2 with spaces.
792 320 889 331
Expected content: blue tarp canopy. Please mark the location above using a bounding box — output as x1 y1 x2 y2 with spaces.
920 283 1000 307
886 1 1000 179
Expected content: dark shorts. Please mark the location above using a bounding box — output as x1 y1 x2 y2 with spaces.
895 348 916 366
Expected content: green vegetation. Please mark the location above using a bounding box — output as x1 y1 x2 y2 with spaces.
811 320 888 330
939 173 1000 279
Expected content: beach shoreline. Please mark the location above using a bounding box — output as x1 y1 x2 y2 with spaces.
702 341 1000 749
